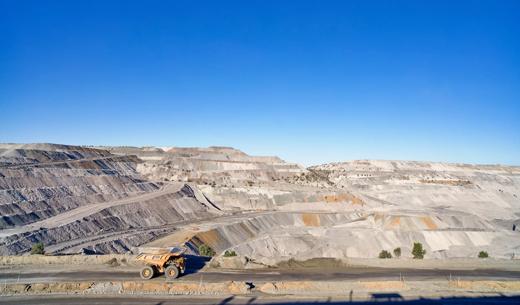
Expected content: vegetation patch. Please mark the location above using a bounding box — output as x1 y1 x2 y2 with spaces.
199 244 216 257
378 250 392 259
223 250 237 257
393 247 401 258
412 242 426 259
30 242 45 255
478 251 489 258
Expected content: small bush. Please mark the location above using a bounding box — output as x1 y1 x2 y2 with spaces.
223 250 237 257
478 251 489 258
30 242 45 255
199 244 216 257
378 250 392 259
393 247 401 258
412 242 426 259
106 257 120 267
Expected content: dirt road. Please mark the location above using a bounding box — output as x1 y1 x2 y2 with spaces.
0 183 184 238
1 266 520 284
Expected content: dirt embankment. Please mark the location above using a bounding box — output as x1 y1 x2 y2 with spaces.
2 279 520 298
276 257 347 269
275 257 520 271
0 254 137 266
0 280 250 296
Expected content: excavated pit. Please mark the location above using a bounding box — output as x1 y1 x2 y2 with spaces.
1 144 519 262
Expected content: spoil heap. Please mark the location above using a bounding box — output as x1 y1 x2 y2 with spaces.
0 144 219 255
1 144 519 261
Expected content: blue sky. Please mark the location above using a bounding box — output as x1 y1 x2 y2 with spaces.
1 0 519 166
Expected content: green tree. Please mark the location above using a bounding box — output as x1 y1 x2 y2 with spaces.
393 247 401 258
411 242 426 259
198 244 216 257
478 251 489 258
30 242 45 255
378 250 392 259
223 250 237 257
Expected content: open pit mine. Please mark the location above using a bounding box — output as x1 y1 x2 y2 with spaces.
1 143 519 264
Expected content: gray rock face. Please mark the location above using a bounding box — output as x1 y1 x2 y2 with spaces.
0 144 220 255
148 158 520 261
100 146 304 185
1 144 519 261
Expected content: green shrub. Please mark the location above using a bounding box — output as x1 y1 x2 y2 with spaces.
106 257 120 267
393 247 401 258
198 244 216 257
223 250 237 257
378 250 392 259
30 242 45 255
412 242 426 259
478 251 489 258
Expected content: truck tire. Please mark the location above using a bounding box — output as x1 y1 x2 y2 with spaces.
140 266 155 280
164 265 180 280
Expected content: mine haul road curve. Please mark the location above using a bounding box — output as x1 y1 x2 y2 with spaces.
0 183 185 238
1 266 520 284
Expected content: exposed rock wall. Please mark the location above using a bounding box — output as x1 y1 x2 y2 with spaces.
0 148 159 229
182 211 517 262
1 144 519 260
101 146 304 185
0 144 222 255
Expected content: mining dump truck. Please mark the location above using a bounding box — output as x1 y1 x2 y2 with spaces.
135 246 186 280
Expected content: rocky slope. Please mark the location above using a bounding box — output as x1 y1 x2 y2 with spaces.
98 145 304 186
1 144 519 261
0 144 221 255
147 159 520 261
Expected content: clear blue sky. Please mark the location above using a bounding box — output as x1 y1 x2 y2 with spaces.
1 1 519 166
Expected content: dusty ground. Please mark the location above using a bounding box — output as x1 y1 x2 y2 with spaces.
2 264 520 283
3 254 520 270
1 257 520 299
2 255 520 284
2 294 520 305
1 278 520 304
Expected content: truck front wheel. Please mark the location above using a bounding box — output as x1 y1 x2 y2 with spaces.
140 266 155 280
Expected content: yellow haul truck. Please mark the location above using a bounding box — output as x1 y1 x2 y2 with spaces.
135 247 186 280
